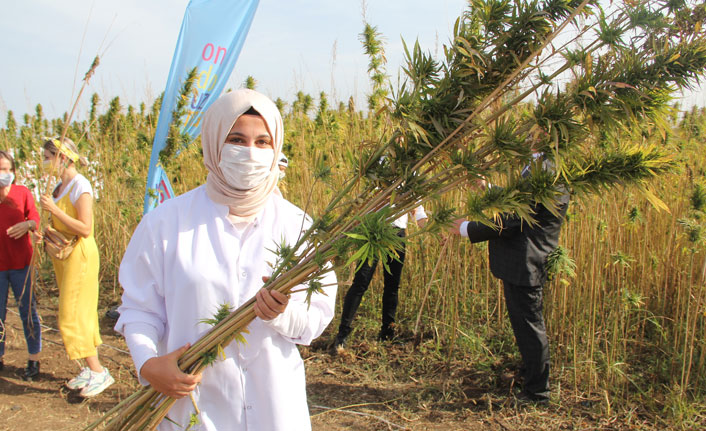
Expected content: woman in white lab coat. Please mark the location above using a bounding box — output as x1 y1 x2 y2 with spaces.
115 89 337 431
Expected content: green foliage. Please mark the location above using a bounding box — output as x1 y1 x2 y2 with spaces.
199 303 234 327
268 238 297 281
532 90 587 152
546 245 576 281
160 67 198 167
690 182 706 213
627 206 643 224
88 94 100 126
343 208 406 272
611 250 636 268
150 93 163 127
566 145 676 196
484 116 528 160
102 96 123 134
5 111 17 136
200 349 218 367
360 23 389 111
185 413 200 431
315 91 330 128
678 218 704 245
304 278 327 308
292 91 313 115
244 75 257 90
426 200 456 232
622 288 645 310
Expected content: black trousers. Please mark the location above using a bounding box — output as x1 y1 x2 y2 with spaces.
337 229 406 338
502 280 550 399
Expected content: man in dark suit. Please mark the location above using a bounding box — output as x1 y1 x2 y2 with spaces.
450 157 570 403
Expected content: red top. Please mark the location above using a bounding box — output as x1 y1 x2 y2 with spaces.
0 184 40 271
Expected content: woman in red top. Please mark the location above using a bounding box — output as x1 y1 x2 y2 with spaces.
0 150 42 381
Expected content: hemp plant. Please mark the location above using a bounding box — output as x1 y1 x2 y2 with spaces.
87 1 706 429
360 22 389 112
159 67 199 167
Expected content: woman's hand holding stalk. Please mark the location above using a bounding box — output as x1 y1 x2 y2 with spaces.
140 343 202 399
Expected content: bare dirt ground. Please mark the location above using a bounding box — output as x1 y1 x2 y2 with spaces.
0 301 691 431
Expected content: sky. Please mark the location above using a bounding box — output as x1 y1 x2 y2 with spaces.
0 0 469 121
1 0 705 122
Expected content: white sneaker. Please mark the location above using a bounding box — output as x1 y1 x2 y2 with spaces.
79 368 115 398
66 367 92 390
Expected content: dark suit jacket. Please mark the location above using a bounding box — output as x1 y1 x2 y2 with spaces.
466 161 570 286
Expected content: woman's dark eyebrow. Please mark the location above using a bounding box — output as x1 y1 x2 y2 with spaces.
226 132 271 140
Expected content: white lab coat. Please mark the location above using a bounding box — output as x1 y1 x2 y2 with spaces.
115 186 337 430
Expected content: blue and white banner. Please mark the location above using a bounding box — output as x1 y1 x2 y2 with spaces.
144 0 259 214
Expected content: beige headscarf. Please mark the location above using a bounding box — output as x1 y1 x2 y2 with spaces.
202 89 283 221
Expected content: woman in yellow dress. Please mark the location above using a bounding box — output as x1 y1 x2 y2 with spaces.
39 137 113 398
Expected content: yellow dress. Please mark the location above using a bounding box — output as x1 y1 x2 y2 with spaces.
52 180 102 360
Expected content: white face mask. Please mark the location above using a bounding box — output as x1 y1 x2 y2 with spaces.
0 172 14 187
219 145 275 190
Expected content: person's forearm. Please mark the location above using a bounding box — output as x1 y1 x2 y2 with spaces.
50 208 91 237
124 322 160 386
263 302 309 339
265 269 337 344
465 220 504 243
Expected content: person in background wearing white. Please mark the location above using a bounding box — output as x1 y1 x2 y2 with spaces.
278 153 288 177
273 153 288 197
115 89 338 431
333 205 427 349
